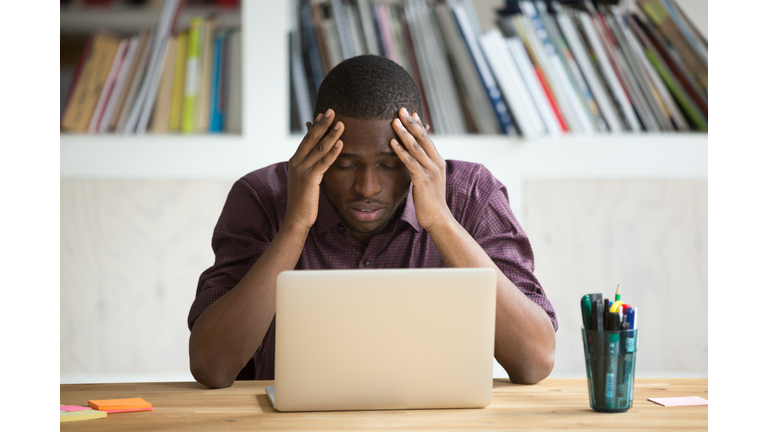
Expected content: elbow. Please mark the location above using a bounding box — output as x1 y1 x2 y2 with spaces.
508 354 555 385
190 358 235 389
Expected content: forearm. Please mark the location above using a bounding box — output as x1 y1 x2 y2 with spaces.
428 219 556 384
189 223 309 388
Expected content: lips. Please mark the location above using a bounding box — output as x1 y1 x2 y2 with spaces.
347 206 386 222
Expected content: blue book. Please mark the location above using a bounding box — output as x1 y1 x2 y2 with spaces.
209 31 225 133
450 3 516 135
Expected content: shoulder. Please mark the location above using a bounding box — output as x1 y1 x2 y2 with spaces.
235 162 289 201
445 160 505 198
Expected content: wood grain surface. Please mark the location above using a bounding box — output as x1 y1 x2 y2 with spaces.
60 378 707 430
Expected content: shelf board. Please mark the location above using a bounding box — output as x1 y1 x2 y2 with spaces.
61 133 708 181
60 6 240 35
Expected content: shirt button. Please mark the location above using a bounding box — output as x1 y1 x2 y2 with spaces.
363 260 371 267
339 225 345 231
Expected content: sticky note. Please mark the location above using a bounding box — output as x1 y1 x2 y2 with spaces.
647 396 708 407
60 409 107 422
88 397 152 411
60 405 91 412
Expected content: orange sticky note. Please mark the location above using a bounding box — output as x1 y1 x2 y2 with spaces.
88 397 152 411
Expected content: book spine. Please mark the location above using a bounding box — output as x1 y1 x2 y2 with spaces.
88 38 128 133
506 36 560 136
209 32 224 133
169 31 188 133
183 17 202 134
451 3 515 135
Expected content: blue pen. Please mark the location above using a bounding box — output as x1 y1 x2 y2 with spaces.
626 308 635 330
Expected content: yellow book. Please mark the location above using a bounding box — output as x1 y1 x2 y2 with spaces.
150 36 177 133
61 32 121 132
169 31 187 132
60 409 107 422
182 17 202 134
196 15 218 133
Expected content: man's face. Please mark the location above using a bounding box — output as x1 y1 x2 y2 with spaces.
321 115 411 244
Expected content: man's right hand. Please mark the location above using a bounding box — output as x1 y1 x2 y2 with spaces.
284 108 344 232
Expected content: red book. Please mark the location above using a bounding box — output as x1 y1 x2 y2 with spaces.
534 67 567 132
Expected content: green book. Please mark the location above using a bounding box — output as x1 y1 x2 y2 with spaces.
182 17 202 134
645 49 707 131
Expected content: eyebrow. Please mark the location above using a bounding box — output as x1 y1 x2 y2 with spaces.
337 151 398 159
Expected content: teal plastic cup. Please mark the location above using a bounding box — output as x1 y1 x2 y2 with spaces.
581 328 638 412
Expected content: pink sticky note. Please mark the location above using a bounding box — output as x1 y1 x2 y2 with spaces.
647 396 708 407
60 405 92 412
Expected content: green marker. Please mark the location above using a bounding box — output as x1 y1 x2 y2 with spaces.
581 295 592 330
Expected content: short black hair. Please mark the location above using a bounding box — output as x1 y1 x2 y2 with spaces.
314 55 423 121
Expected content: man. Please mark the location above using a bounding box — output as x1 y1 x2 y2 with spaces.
188 55 557 389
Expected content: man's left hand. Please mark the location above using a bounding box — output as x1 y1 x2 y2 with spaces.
390 107 452 232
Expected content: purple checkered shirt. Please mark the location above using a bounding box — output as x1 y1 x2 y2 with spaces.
188 160 557 380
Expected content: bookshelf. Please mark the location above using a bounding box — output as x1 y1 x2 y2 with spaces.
60 1 708 191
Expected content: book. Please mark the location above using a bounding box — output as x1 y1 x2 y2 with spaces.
113 29 153 133
182 17 202 134
355 0 380 55
330 0 355 60
603 8 665 131
628 14 706 131
150 35 177 133
127 0 183 134
553 5 620 133
226 29 242 134
344 2 365 57
434 1 499 134
520 1 591 133
480 28 545 138
196 15 218 133
291 10 313 129
616 10 689 131
450 0 515 135
397 4 433 131
98 35 140 133
169 31 188 133
637 0 707 91
299 0 325 97
578 8 641 132
61 31 121 132
318 1 344 72
506 35 561 136
508 11 567 132
310 1 333 74
209 31 226 133
535 1 602 132
87 37 129 133
632 12 707 118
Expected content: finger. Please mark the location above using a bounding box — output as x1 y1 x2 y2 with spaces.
389 137 423 175
295 109 335 160
303 120 345 168
311 139 344 175
406 110 440 160
305 121 312 133
392 117 431 169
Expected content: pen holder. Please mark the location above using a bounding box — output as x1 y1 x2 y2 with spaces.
581 328 638 413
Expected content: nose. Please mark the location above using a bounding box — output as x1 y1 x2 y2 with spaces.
353 165 383 198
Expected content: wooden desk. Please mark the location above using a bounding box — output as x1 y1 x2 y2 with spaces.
60 378 707 430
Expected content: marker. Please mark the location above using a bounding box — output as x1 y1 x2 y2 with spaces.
626 308 635 330
604 299 611 330
605 313 621 408
615 284 621 302
581 295 592 330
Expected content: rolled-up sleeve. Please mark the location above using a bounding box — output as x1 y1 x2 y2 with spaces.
187 176 278 330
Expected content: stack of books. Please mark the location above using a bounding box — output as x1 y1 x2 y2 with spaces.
289 0 707 137
60 0 242 135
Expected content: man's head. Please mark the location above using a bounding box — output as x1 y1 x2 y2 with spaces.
314 55 423 244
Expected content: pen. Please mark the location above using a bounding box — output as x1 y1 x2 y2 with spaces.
592 298 605 405
604 299 611 330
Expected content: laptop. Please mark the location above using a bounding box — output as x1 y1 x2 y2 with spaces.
265 268 496 412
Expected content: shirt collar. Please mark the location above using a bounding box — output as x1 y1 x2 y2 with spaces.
315 183 422 234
